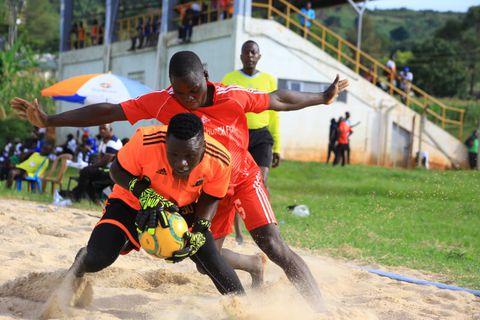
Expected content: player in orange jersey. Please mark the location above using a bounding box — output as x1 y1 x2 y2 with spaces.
67 113 245 302
12 51 348 312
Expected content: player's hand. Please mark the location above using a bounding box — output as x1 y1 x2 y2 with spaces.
136 189 179 234
10 97 49 128
165 219 211 263
323 75 349 105
272 152 281 168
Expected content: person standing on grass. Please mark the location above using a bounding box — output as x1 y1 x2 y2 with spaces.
11 50 348 312
333 117 352 167
326 118 338 164
465 130 478 170
222 40 280 244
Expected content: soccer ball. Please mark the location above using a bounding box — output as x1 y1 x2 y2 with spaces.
138 212 188 258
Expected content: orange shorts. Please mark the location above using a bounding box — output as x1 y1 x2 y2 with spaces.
210 158 277 239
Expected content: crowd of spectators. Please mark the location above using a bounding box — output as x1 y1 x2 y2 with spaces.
0 126 127 205
69 19 104 50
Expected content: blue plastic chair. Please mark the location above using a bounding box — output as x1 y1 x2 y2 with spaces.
16 157 48 193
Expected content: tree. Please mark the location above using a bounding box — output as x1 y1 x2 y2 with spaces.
346 15 385 58
408 39 466 97
23 0 59 52
390 26 409 41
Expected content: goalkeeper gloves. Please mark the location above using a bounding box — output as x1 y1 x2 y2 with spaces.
129 177 179 234
166 219 211 263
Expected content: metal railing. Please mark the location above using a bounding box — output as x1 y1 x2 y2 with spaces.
252 0 464 138
115 10 162 42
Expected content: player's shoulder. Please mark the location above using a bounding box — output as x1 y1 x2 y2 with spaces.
215 82 261 97
204 134 231 167
135 125 168 145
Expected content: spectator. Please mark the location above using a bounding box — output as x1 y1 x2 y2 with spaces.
143 17 152 47
219 0 233 20
6 142 53 189
403 66 413 97
300 2 315 35
385 54 397 87
0 140 14 180
333 117 352 166
326 118 338 164
364 66 376 84
78 21 86 48
59 133 77 156
129 18 144 50
191 1 202 25
69 124 122 204
345 111 360 164
180 7 195 43
91 19 99 45
69 22 78 49
465 130 478 170
98 23 104 45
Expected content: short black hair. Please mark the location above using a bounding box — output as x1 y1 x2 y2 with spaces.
169 51 204 79
167 113 204 141
241 40 259 51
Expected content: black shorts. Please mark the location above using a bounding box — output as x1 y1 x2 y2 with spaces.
248 127 274 167
95 198 196 254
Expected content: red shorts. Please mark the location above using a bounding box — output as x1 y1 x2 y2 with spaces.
210 156 277 239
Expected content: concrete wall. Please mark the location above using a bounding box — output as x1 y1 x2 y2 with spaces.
57 15 468 169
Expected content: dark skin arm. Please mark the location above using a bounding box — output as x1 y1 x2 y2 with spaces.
10 98 126 128
268 75 349 111
110 158 219 222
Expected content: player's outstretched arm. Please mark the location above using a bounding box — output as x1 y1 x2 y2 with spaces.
268 74 349 111
10 97 127 127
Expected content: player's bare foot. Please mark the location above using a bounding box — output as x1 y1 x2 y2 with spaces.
251 252 268 288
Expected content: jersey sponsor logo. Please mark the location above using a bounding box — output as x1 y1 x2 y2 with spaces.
200 115 210 124
205 125 234 137
156 168 167 175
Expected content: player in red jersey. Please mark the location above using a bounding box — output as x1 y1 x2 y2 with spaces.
12 51 348 311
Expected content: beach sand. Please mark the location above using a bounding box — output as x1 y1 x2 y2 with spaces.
0 199 478 319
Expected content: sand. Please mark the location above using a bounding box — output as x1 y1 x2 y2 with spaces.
0 199 478 319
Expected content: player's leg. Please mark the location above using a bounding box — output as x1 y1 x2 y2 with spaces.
240 168 324 311
72 199 137 276
210 198 267 288
233 212 244 245
250 224 323 311
190 231 246 295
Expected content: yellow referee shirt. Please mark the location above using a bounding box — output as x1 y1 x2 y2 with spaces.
221 70 280 153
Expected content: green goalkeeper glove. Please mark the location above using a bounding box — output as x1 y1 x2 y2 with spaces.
166 219 211 263
129 177 179 234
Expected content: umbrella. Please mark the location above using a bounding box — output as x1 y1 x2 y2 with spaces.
41 73 152 105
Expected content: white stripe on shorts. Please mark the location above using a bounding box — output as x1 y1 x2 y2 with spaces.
253 173 276 224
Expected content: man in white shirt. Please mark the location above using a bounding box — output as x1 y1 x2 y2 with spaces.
70 124 122 204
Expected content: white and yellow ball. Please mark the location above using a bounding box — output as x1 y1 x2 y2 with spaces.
138 212 188 258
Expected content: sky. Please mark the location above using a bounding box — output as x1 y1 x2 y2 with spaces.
367 0 479 12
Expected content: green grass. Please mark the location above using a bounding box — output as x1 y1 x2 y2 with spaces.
1 162 479 290
267 161 480 290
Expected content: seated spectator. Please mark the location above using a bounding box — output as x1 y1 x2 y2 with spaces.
0 140 14 180
69 124 122 204
6 142 53 189
57 133 77 155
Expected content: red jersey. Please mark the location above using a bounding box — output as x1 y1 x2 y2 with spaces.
120 82 270 187
337 120 352 144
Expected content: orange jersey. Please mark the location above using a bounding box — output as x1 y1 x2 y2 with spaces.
109 125 232 210
337 121 352 144
120 82 270 186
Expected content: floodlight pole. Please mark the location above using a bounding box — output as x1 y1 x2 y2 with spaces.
347 0 369 50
